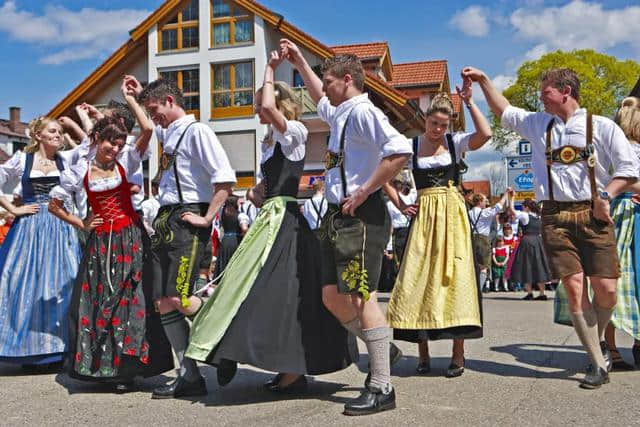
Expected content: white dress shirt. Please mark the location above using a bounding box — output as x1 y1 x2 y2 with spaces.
155 115 236 206
316 94 413 204
386 190 417 229
501 106 639 202
303 193 328 230
468 204 503 236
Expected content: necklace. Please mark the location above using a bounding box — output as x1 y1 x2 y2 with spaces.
37 156 54 167
93 158 116 170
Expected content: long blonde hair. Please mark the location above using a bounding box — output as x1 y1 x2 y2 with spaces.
259 81 302 146
615 96 640 144
24 116 59 154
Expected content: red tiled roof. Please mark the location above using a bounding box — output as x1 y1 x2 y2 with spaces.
451 93 462 114
391 60 447 88
0 120 28 139
330 42 388 60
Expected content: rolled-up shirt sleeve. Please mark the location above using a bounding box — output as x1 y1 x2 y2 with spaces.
606 122 639 179
501 106 550 142
0 151 24 188
354 106 412 158
192 125 237 185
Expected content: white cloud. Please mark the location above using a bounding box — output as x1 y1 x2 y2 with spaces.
0 1 150 65
493 74 516 93
449 6 491 37
510 0 640 53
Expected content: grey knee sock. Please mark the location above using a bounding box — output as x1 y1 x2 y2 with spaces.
570 309 607 370
342 317 365 340
161 311 201 381
593 304 614 342
362 327 392 393
479 270 487 286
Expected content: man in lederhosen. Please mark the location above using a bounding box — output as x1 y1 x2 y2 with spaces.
129 77 236 399
464 66 639 389
282 39 412 416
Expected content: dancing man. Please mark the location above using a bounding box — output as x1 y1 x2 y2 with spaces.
282 38 412 415
464 66 639 389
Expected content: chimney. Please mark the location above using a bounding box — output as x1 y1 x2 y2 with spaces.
9 107 20 132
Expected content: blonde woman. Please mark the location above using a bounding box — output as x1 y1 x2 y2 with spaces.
386 85 492 377
186 51 357 392
0 117 81 370
605 96 640 370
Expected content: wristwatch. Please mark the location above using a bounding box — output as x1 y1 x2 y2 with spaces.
598 191 611 201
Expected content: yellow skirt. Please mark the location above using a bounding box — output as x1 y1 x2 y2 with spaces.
387 185 481 330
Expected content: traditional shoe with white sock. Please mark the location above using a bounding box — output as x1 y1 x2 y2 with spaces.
343 385 396 416
570 310 609 389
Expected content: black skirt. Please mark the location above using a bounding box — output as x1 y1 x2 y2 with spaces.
509 234 552 284
213 233 240 281
208 202 359 375
67 221 173 382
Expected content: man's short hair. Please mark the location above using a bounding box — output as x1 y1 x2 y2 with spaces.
138 78 185 109
107 100 135 133
312 180 324 192
321 54 365 92
540 68 581 101
472 193 485 205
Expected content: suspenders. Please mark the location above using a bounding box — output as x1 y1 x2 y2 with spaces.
311 196 325 228
545 112 597 201
166 122 196 204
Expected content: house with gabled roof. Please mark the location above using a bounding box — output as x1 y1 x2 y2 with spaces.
48 0 461 193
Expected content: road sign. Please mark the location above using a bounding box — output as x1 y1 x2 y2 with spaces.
506 155 535 195
514 191 535 201
518 140 531 156
506 156 531 170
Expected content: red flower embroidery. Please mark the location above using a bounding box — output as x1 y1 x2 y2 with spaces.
97 283 103 294
100 245 106 254
136 310 145 319
116 255 124 263
112 317 121 327
123 335 132 345
127 348 137 356
113 356 121 367
123 254 132 263
119 298 128 307
132 296 139 305
140 355 149 365
124 281 132 289
81 316 89 327
75 352 81 362
102 308 110 318
81 282 89 292
134 271 142 282
141 342 149 352
132 243 140 253
96 318 106 329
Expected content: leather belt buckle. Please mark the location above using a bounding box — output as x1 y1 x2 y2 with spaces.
559 146 577 164
160 152 174 171
324 151 343 170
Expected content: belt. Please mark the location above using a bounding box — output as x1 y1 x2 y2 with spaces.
542 200 591 214
546 145 595 166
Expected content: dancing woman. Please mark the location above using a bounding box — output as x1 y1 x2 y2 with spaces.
0 117 81 369
386 86 493 377
48 79 173 390
186 51 357 391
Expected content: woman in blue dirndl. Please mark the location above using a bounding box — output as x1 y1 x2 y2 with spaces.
0 117 81 369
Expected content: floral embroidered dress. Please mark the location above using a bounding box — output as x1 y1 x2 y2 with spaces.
53 149 172 381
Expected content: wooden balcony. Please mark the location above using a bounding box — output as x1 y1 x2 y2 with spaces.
291 87 317 115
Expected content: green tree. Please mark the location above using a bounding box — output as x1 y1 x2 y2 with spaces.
491 49 640 152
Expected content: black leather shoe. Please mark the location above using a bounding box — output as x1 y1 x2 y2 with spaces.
585 342 612 373
579 365 609 389
264 374 307 393
151 376 207 399
365 342 403 387
416 359 431 375
534 294 548 301
632 345 640 370
217 359 237 387
522 293 534 300
343 386 396 416
445 359 465 378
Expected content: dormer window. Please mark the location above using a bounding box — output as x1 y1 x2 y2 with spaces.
211 0 254 48
158 0 199 52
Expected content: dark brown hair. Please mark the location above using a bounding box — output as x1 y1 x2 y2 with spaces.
523 198 540 214
540 68 580 101
90 116 128 145
138 78 185 109
321 54 365 91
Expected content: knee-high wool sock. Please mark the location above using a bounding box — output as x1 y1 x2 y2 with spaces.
161 311 200 381
342 317 365 340
593 303 614 342
362 327 392 393
570 308 607 370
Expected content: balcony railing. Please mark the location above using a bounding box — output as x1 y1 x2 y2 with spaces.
291 87 317 115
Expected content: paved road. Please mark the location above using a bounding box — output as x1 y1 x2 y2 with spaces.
2 291 640 426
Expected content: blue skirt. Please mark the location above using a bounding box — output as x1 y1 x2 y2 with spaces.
0 205 81 364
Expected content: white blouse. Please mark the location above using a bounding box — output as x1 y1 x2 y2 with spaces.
260 120 308 164
0 150 75 188
412 132 472 169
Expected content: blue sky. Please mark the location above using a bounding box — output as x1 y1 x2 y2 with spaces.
0 0 638 181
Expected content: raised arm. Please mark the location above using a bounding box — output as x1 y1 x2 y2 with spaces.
456 77 492 150
280 38 324 104
461 67 511 120
75 103 104 134
260 51 288 134
58 116 87 142
122 75 153 155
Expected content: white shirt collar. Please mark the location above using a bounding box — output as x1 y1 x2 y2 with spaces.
167 114 196 134
334 93 371 119
553 107 586 126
